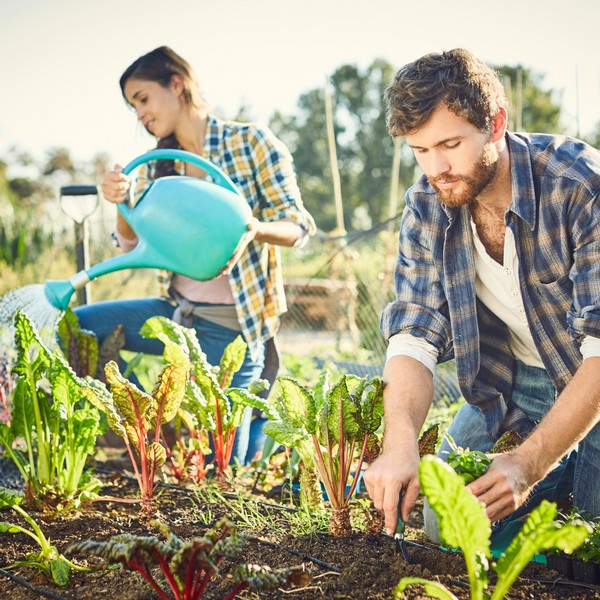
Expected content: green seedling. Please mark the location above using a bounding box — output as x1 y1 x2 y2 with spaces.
0 486 89 587
445 434 492 484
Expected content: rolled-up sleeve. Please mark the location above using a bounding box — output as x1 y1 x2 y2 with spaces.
381 200 453 356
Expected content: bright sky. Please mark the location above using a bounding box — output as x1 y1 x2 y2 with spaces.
1 0 599 167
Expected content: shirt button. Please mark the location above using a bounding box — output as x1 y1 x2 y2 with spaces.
511 289 518 296
505 268 511 276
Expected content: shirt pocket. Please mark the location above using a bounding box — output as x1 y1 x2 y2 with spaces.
535 274 572 306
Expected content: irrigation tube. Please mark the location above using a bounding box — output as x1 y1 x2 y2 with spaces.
0 568 68 600
250 537 342 573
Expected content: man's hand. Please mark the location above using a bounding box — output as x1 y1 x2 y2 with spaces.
363 445 421 535
467 451 537 522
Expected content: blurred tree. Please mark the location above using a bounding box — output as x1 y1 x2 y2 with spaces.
496 65 564 134
43 147 76 177
269 59 418 232
0 154 55 268
583 121 600 149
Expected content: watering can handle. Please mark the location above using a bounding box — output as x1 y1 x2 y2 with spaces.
121 149 241 196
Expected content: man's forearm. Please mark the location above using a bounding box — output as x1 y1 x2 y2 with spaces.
381 355 435 451
513 356 600 482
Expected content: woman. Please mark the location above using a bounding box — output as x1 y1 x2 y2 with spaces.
75 46 315 465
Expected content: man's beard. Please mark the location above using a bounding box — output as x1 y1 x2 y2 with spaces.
429 145 498 208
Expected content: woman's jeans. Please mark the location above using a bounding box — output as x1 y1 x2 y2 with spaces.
74 297 265 466
425 360 600 540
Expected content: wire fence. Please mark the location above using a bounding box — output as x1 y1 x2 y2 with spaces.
278 218 462 405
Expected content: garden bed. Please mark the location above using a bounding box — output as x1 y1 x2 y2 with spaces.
1 459 599 600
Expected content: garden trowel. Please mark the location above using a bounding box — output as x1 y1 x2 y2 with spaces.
394 497 410 563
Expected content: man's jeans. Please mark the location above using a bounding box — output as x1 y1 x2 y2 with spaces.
74 298 265 466
425 360 600 541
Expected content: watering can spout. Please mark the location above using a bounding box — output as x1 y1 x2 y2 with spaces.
44 271 91 310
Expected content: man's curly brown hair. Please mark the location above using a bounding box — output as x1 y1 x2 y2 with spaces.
385 48 509 137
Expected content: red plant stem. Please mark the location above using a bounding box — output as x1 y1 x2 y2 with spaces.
127 386 152 504
223 582 248 600
324 425 343 506
130 561 174 600
196 552 225 600
183 546 201 597
337 391 346 504
193 571 213 599
223 427 236 466
311 433 336 505
213 396 225 468
219 367 232 390
161 433 184 479
155 551 182 599
342 440 360 503
123 438 143 487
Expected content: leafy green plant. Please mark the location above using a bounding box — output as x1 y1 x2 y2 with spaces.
0 310 104 509
139 316 272 480
0 486 89 587
445 434 492 484
263 370 384 536
559 509 600 563
68 517 309 600
394 456 590 600
164 409 212 484
80 343 189 514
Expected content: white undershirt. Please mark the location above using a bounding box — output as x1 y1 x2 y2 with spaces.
387 220 600 373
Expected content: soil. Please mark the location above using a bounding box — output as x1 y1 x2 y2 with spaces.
0 454 599 600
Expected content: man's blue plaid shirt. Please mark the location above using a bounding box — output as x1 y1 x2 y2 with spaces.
382 132 600 436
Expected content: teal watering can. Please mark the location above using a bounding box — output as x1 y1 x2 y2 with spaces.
44 149 252 310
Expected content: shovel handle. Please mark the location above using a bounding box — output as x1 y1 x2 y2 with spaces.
122 149 241 196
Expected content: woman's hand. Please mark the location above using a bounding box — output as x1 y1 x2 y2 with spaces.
218 218 259 276
101 164 131 204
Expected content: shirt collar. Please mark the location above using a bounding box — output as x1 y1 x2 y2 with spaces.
506 131 537 231
204 114 224 157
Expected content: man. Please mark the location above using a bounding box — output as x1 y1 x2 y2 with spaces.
363 48 600 540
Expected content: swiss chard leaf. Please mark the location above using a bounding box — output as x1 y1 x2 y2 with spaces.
419 456 490 598
262 421 307 448
326 377 359 446
358 378 384 435
218 336 246 390
276 377 313 430
140 316 203 364
105 361 153 433
491 500 590 600
149 363 188 426
227 388 276 420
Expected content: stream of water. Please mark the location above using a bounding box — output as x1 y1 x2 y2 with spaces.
0 284 63 349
